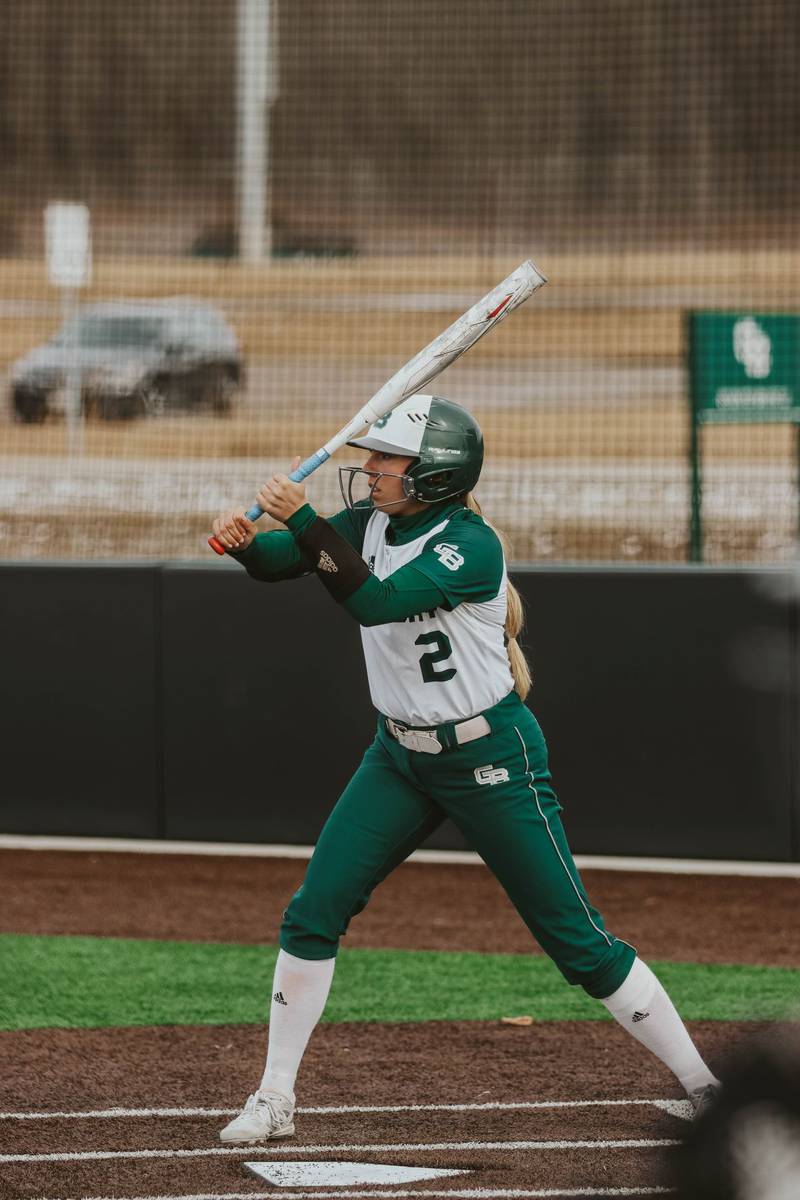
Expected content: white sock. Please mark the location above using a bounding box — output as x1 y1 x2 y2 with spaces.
259 950 336 1101
600 957 719 1096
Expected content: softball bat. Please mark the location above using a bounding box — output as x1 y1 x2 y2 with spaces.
208 259 547 554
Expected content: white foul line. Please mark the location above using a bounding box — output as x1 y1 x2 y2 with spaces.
30 1189 676 1200
0 1139 681 1163
0 1097 692 1121
1 832 798 877
31 1189 676 1200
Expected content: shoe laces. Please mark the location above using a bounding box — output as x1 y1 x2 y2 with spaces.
248 1089 292 1122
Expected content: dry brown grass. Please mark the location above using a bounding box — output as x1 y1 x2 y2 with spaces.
4 249 800 298
2 403 793 462
2 250 800 367
2 509 789 566
2 252 798 563
0 308 684 369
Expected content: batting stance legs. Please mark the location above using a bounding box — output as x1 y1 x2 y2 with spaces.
232 697 717 1131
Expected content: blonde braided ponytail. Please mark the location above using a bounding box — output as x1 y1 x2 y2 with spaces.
464 492 531 701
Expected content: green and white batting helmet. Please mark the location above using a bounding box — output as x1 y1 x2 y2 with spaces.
347 395 484 502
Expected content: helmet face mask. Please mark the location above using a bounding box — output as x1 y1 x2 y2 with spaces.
343 395 484 508
338 465 417 511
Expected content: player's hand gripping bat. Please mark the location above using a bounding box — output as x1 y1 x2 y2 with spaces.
207 259 547 554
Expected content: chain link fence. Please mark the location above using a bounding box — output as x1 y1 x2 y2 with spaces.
1 0 798 563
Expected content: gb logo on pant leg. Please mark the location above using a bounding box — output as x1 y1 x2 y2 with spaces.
474 765 510 785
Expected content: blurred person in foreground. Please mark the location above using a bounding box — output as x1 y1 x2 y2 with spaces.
672 1026 800 1199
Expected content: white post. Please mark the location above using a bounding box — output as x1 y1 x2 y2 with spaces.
236 0 277 262
61 287 84 458
45 202 91 458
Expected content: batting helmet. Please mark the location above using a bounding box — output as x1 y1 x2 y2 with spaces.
347 394 484 503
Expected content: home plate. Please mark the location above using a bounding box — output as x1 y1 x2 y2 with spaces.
245 1162 471 1187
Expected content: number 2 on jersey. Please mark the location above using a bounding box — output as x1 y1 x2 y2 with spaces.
415 631 457 683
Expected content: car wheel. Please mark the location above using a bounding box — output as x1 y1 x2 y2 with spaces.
98 392 146 421
206 367 237 415
12 388 48 424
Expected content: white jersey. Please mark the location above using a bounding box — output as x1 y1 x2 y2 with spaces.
360 508 514 725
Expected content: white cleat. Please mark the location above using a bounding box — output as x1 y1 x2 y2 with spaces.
688 1081 721 1122
219 1089 296 1143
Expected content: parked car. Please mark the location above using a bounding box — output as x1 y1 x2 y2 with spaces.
10 298 244 422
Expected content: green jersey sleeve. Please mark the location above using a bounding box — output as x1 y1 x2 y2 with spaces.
227 528 307 581
342 566 448 626
326 499 373 554
341 510 503 627
228 500 373 582
409 508 505 606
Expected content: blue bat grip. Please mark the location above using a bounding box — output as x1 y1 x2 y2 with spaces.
290 448 331 480
242 449 330 521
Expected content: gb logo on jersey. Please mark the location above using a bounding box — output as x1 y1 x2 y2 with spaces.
433 543 464 571
474 765 510 786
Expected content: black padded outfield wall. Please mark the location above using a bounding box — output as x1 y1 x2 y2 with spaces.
159 563 376 846
1 562 797 861
1 565 162 838
523 568 797 862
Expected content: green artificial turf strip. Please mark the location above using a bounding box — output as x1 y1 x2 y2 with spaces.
0 933 797 1031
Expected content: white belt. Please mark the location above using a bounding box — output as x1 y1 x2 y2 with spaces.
385 714 491 755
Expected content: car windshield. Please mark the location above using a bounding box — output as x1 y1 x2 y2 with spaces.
61 315 166 348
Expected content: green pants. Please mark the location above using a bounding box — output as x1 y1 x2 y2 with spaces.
280 692 635 999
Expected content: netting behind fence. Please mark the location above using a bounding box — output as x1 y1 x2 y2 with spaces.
1 0 799 563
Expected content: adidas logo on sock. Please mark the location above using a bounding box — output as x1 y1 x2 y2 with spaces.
273 991 288 1006
631 1009 650 1023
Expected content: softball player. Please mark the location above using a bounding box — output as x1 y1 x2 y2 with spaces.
212 395 719 1143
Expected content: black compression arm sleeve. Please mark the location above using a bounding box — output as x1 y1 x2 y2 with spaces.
293 516 371 602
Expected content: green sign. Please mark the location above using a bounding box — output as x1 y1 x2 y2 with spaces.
688 312 800 423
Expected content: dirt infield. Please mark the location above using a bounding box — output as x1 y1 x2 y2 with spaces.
2 849 797 1199
2 849 797 966
0 1018 773 1200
